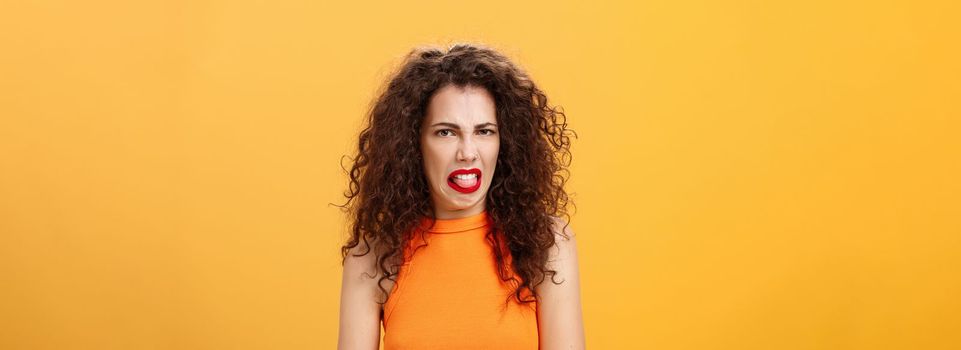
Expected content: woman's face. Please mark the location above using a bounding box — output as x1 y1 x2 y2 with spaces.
420 84 500 219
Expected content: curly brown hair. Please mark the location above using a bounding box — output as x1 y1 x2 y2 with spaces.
334 43 576 307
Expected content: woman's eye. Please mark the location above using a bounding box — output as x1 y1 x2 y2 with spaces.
478 129 496 136
437 129 454 137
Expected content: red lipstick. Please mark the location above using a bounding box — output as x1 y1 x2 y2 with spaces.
447 168 482 193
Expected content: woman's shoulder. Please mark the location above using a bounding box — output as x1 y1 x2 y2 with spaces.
537 214 581 292
342 243 382 285
549 215 576 242
341 241 398 301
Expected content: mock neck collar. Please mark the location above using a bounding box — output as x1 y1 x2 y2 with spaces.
418 210 490 233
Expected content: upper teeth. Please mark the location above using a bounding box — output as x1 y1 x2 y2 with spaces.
453 173 477 180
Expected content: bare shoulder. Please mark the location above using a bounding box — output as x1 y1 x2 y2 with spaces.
342 243 379 280
338 241 388 349
341 241 396 297
550 215 575 237
549 215 577 252
536 216 586 349
542 215 580 279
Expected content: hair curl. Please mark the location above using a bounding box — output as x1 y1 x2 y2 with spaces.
334 43 576 307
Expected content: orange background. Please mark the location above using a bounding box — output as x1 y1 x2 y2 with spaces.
1 0 959 349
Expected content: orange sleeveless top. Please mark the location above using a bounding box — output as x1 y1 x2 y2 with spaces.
382 210 539 349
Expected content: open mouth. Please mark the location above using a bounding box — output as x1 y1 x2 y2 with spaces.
447 168 482 193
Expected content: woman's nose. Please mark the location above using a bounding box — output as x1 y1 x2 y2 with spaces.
457 140 479 162
457 149 478 162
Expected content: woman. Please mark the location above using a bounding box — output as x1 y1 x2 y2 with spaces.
336 43 584 349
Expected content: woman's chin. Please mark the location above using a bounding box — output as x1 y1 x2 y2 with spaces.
447 198 478 210
443 194 483 209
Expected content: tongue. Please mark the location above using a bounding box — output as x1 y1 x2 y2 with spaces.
451 177 477 188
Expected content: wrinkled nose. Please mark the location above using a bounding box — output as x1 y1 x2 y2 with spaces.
457 139 479 162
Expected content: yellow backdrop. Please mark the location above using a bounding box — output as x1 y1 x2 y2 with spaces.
1 0 958 349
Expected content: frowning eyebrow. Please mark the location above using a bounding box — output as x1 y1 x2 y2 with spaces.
430 122 498 130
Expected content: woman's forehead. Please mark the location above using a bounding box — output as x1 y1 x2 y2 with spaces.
424 85 496 125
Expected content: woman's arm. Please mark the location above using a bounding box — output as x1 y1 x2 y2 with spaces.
535 217 587 350
337 245 383 350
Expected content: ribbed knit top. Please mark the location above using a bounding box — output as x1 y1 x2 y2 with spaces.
382 210 539 349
